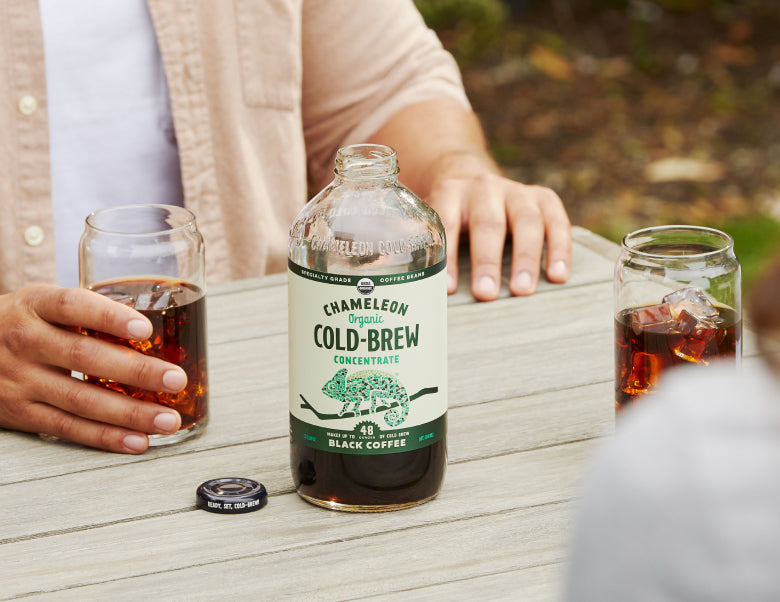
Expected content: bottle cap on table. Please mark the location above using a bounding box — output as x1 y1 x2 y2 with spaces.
196 478 267 514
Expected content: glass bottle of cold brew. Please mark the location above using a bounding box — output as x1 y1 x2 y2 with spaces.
288 144 448 511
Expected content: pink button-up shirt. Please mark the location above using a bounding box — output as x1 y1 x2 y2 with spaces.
0 0 469 293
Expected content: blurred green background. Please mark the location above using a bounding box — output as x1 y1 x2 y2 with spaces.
415 0 780 294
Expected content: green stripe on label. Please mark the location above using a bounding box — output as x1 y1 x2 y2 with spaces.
290 413 446 454
287 259 446 286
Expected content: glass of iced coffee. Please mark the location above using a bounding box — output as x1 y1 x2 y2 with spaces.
78 204 209 445
614 225 741 412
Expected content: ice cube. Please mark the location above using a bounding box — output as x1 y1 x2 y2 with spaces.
135 285 179 311
93 286 135 307
134 292 153 311
673 308 718 363
663 287 718 320
620 350 662 396
628 303 674 335
105 292 135 307
151 289 172 310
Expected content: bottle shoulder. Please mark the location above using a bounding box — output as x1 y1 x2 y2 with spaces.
292 183 443 236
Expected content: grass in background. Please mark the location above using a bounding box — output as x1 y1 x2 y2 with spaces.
711 216 780 296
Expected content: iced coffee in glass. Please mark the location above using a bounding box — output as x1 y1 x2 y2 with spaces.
614 225 741 411
79 204 208 445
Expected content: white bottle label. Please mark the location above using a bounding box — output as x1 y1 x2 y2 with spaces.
288 260 448 454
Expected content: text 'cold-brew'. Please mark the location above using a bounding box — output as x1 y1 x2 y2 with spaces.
288 144 448 511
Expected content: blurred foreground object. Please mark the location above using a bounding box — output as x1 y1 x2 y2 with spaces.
566 251 780 601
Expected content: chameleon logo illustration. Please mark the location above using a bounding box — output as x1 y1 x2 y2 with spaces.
323 368 409 426
297 369 439 426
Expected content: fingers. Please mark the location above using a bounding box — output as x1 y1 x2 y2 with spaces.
40 368 181 432
33 285 152 340
428 175 572 300
506 184 571 296
8 285 187 394
25 400 153 454
0 285 187 454
26 403 175 455
2 367 182 454
34 325 187 393
538 189 573 284
466 175 507 301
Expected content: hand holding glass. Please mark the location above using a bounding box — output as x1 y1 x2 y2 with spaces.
79 204 209 445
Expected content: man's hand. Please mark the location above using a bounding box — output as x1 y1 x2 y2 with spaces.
368 98 572 301
0 284 186 454
426 171 571 301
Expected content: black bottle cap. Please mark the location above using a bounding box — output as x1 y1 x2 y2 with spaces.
196 478 267 514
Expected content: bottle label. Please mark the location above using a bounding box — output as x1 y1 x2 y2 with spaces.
288 260 448 455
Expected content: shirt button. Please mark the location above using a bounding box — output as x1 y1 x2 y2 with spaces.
18 95 38 116
24 225 45 246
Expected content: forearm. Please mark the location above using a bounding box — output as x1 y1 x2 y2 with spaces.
366 98 501 199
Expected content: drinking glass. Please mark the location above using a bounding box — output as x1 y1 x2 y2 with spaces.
614 225 741 412
79 204 209 445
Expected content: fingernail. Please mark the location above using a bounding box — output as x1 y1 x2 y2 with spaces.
154 412 180 433
548 260 568 281
123 434 148 453
512 271 534 294
163 369 187 391
475 275 497 297
127 319 151 340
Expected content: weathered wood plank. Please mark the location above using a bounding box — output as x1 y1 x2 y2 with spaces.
3 279 756 485
367 562 564 601
25 503 572 601
1 227 757 601
3 439 593 598
0 280 618 485
0 380 612 542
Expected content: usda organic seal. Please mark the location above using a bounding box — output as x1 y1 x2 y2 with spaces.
356 277 375 295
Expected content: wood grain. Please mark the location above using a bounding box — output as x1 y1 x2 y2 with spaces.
1 227 754 600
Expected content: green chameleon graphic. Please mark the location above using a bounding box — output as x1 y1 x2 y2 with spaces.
322 368 409 426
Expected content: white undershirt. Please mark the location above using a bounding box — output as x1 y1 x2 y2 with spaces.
39 0 184 288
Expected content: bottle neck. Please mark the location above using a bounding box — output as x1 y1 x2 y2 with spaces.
334 144 399 184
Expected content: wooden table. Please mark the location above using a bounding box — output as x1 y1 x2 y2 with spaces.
1 227 758 600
